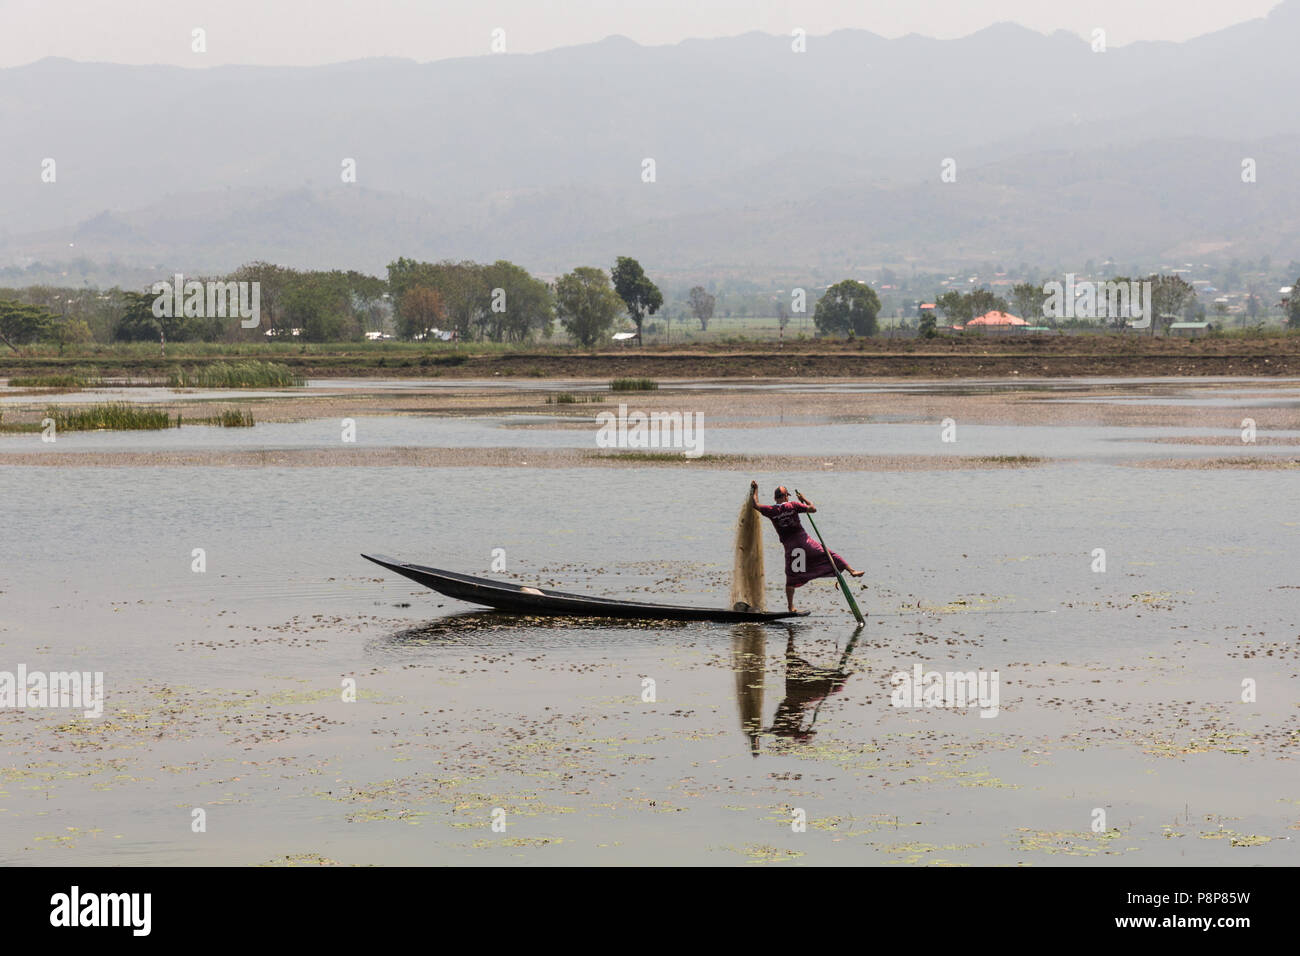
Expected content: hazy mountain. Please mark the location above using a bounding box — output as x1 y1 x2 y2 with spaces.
2 1 1299 284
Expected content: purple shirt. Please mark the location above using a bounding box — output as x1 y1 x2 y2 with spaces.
757 500 850 587
757 501 814 545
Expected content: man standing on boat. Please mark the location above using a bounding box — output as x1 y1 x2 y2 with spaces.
750 481 865 613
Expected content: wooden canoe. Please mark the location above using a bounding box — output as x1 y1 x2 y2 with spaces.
362 554 809 623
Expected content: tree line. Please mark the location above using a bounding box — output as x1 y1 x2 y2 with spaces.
4 264 1299 352
0 256 670 351
925 276 1210 337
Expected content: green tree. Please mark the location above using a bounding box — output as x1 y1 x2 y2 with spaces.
255 270 360 342
1147 274 1197 336
51 317 94 353
342 270 388 338
399 286 445 340
437 262 492 340
688 286 715 331
482 260 554 342
232 261 294 339
113 292 162 342
776 299 790 330
1288 279 1300 330
967 289 1009 318
1011 282 1046 326
935 291 972 325
814 280 880 336
388 259 492 341
85 289 129 343
284 283 342 342
0 299 56 352
555 267 623 347
386 257 426 325
611 256 662 345
918 308 938 339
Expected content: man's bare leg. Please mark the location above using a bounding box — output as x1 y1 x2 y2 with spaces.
835 557 867 579
786 586 798 613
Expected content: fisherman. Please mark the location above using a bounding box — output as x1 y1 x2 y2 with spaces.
749 481 864 613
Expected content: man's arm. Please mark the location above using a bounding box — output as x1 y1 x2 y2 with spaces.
796 491 817 513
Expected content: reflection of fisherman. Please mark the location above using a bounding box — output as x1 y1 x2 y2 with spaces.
732 624 861 755
767 631 850 744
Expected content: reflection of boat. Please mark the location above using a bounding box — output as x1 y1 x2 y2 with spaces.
362 554 811 623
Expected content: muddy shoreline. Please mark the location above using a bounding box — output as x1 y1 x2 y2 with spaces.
4 375 1300 429
3 376 1298 472
5 335 1300 380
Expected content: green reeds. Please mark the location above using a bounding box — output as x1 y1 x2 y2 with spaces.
201 409 256 427
610 378 659 392
47 403 174 431
8 373 88 388
24 403 255 430
168 361 304 388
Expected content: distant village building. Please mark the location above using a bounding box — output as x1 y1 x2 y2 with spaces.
917 302 961 330
966 310 1029 331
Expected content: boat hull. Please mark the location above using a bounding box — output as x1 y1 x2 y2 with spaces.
362 554 810 623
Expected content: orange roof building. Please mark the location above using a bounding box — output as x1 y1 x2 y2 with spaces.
966 310 1029 326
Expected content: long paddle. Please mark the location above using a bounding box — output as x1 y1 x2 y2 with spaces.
795 489 865 624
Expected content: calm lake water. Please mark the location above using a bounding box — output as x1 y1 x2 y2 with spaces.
4 415 1300 460
0 379 1296 865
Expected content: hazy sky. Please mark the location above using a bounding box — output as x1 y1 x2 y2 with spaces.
0 0 1284 67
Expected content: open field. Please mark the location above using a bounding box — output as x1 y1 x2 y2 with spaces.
4 332 1300 381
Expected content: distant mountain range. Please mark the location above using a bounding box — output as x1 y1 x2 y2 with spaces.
3 2 1299 286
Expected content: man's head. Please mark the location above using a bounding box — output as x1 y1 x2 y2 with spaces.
774 486 790 502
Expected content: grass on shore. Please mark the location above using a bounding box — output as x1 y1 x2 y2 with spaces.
545 392 601 404
169 361 304 388
47 403 174 430
6 361 303 389
974 455 1045 465
589 450 723 462
610 378 659 392
0 403 256 432
193 409 256 427
8 373 90 388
